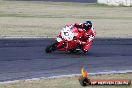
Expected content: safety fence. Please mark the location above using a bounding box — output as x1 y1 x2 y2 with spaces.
98 0 132 6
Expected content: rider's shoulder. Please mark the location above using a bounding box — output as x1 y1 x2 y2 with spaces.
74 22 83 26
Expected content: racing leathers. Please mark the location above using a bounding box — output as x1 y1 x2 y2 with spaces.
72 23 96 53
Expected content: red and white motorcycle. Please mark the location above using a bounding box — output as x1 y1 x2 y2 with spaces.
45 24 95 53
45 26 81 53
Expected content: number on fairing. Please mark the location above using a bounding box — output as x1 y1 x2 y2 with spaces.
64 32 69 36
61 26 74 41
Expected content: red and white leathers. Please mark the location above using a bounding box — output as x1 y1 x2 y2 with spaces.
72 23 96 52
57 23 96 52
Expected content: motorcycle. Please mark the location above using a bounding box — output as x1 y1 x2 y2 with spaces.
45 26 82 53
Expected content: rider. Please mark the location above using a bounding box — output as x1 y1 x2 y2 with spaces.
57 21 96 53
73 21 96 53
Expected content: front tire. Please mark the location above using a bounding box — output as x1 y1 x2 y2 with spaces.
45 42 58 53
45 45 53 53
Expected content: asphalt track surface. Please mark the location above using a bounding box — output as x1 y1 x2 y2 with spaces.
0 38 132 82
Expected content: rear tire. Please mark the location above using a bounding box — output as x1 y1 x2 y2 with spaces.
69 49 80 54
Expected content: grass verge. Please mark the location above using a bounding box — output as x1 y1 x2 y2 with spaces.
0 1 132 38
0 73 132 88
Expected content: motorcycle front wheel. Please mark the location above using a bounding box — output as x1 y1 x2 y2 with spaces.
45 42 58 53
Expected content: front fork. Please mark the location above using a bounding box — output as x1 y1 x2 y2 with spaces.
56 37 67 50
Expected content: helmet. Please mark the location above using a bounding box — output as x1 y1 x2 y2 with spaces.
83 21 92 31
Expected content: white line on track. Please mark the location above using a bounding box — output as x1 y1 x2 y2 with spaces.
0 36 54 39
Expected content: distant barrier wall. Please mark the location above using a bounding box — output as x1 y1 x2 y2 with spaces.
9 0 97 3
98 0 132 6
48 0 97 3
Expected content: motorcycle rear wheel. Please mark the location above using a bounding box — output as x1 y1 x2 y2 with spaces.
69 49 80 53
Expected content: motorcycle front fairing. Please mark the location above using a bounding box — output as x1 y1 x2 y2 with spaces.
56 40 77 51
55 26 79 51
